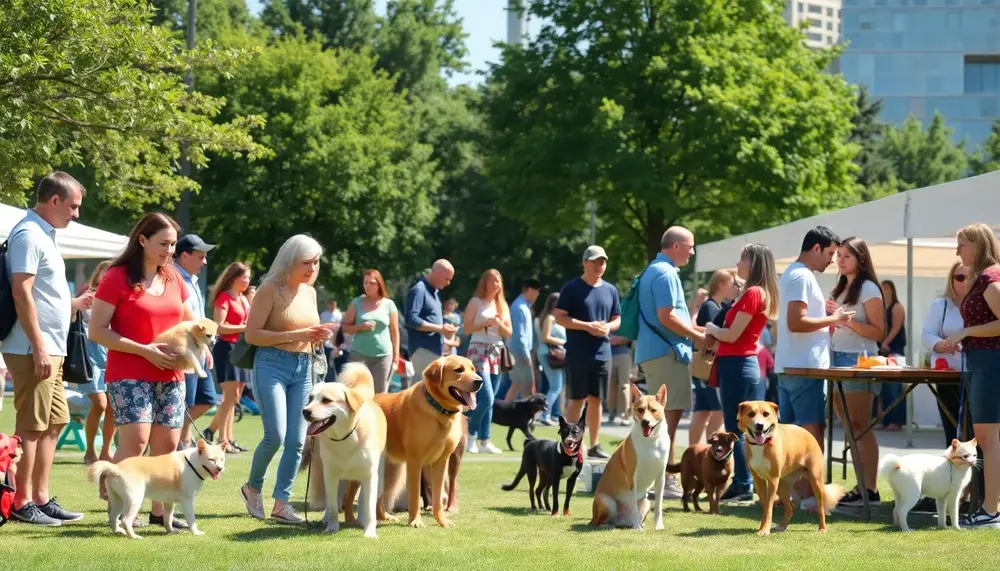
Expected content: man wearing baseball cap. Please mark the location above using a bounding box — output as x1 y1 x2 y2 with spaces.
174 234 220 454
552 245 621 459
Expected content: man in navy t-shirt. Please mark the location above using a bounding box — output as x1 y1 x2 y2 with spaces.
554 245 621 459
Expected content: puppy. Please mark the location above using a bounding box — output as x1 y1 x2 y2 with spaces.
492 393 548 451
590 384 671 530
302 363 387 538
152 318 218 377
738 400 845 535
667 431 738 514
501 416 585 516
88 439 226 539
373 355 482 528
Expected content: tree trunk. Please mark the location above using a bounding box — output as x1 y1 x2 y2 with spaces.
645 206 665 261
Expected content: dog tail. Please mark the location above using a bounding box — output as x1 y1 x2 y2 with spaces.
878 454 901 478
87 460 119 486
500 454 530 491
820 483 847 516
338 362 376 401
666 463 682 474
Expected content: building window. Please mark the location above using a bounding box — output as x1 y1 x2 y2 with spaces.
808 4 822 14
827 36 834 45
807 32 823 42
965 58 1000 94
798 2 804 11
827 21 834 30
808 17 822 27
827 7 834 16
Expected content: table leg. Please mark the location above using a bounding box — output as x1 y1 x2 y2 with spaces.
826 379 834 485
835 381 871 521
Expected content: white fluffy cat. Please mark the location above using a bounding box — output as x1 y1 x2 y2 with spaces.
879 439 978 532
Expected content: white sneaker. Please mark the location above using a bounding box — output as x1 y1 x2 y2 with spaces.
466 439 479 454
662 475 684 500
481 441 503 455
271 503 305 524
240 484 265 520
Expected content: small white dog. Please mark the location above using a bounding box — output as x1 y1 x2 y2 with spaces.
88 439 227 539
302 363 387 538
879 438 978 531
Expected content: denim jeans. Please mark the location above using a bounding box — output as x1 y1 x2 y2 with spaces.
717 355 765 492
467 365 496 440
248 347 312 501
539 353 564 421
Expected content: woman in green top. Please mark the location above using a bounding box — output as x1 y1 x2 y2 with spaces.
341 269 400 393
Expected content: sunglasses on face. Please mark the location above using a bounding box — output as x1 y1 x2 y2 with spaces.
953 274 967 283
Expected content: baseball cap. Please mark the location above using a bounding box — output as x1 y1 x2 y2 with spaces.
582 245 608 262
175 234 215 258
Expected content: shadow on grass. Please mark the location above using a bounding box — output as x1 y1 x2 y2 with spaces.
486 506 555 517
228 522 335 541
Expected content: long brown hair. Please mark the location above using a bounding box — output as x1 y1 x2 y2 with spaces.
110 213 181 290
706 269 736 299
76 260 112 295
211 262 251 305
957 223 1000 277
541 292 560 319
830 236 882 306
362 269 389 299
881 280 898 306
740 244 780 320
473 269 510 319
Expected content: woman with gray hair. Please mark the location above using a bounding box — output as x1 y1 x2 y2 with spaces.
239 235 333 524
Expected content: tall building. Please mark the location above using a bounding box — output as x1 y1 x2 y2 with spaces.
784 0 843 49
839 0 1000 147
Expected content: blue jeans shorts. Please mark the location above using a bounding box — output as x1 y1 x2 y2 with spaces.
692 377 722 412
778 374 827 426
966 348 1000 424
832 351 881 396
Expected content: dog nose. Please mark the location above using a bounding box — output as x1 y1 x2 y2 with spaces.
473 379 484 391
303 410 313 421
754 423 765 432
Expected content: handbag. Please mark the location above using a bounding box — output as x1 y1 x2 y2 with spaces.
499 345 515 372
311 343 328 384
690 348 715 380
63 311 93 385
229 333 257 369
547 345 567 369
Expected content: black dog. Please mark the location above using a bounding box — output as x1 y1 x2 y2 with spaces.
492 393 548 451
501 416 585 516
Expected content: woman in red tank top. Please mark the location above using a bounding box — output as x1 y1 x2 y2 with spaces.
943 223 1000 529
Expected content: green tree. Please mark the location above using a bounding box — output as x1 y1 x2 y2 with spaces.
0 0 268 206
970 119 1000 175
189 36 439 293
879 113 968 190
376 0 468 97
261 0 378 51
150 0 255 40
482 0 859 266
850 86 899 201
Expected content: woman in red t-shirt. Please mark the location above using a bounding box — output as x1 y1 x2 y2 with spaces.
204 262 253 453
703 244 780 501
89 212 194 527
942 223 1000 528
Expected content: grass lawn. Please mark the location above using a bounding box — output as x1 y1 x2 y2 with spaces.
1 395 997 570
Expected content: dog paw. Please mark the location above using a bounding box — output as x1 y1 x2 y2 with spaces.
191 528 205 537
408 518 425 529
818 527 828 534
655 521 664 531
379 513 399 523
774 525 787 533
757 529 771 536
563 509 572 518
551 512 561 518
363 530 378 539
324 526 340 535
436 518 454 528
165 527 178 534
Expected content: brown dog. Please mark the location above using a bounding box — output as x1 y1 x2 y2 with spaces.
152 318 218 378
738 400 845 535
667 431 738 514
373 355 482 528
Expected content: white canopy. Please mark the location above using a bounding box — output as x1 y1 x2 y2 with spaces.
1 204 126 259
694 170 1000 439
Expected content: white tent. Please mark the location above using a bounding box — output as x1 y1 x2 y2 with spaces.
695 170 1000 441
1 203 126 259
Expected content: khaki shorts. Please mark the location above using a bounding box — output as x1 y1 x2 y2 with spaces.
4 353 70 432
641 354 693 411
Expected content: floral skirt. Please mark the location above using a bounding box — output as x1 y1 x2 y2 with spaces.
466 342 501 376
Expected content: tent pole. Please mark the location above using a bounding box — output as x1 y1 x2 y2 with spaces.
906 238 914 449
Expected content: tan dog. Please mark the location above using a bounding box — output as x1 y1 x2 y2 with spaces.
589 384 671 530
152 318 218 377
667 431 739 515
373 355 482 528
738 400 845 535
88 440 227 539
302 363 387 538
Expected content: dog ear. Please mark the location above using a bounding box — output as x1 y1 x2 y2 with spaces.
728 432 741 443
423 358 445 386
197 439 208 454
655 384 668 406
558 416 568 430
629 383 643 402
218 439 230 452
737 402 748 432
768 401 779 419
345 387 365 413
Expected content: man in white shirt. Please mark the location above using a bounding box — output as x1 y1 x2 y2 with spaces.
775 226 852 499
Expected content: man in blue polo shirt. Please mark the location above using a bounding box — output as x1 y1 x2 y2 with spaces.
174 234 220 453
635 226 705 499
404 259 457 383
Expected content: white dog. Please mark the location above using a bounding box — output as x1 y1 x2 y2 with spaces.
302 363 387 538
88 439 227 539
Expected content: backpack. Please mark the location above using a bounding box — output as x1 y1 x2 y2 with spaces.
617 264 672 345
0 239 16 343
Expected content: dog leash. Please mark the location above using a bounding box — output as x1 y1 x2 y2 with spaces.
185 410 207 442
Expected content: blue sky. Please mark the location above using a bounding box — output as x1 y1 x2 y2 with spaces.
246 0 533 86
